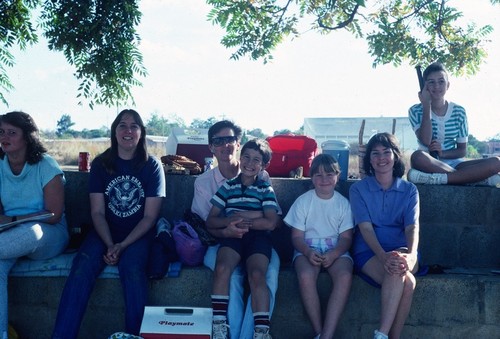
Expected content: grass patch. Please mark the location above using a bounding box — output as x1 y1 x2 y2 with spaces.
45 139 166 166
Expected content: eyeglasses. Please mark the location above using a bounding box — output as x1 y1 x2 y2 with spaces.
211 136 237 147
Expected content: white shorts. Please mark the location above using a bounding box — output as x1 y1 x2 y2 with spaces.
293 237 352 262
441 157 465 169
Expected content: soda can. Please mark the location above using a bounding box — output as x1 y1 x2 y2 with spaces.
78 152 90 172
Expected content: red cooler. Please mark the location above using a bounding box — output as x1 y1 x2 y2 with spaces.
266 134 318 177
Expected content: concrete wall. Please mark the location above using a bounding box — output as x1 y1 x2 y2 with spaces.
8 171 500 339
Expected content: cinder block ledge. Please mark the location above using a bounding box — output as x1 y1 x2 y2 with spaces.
8 172 500 338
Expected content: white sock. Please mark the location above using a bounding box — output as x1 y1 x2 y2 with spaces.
374 330 388 339
439 173 448 184
213 315 227 322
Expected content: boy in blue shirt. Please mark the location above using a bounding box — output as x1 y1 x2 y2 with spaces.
207 139 279 339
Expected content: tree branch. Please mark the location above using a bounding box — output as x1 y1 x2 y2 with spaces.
317 4 359 30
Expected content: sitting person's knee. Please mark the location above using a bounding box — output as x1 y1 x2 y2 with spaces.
214 262 233 278
410 150 426 165
248 267 267 285
405 272 417 287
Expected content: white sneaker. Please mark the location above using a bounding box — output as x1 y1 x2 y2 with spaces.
407 169 446 185
253 327 272 339
212 320 229 339
487 174 500 188
373 330 388 339
470 178 489 186
470 174 500 188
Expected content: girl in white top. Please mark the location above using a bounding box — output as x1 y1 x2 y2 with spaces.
284 154 353 339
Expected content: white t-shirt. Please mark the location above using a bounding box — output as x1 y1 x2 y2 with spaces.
284 189 353 242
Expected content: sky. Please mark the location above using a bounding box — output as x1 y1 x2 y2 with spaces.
3 0 500 141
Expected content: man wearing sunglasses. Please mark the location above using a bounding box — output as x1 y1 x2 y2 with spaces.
191 120 281 339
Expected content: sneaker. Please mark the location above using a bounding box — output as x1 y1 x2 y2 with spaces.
469 174 500 188
373 330 388 339
253 327 272 339
407 169 446 185
212 320 229 339
156 217 173 236
487 174 500 188
469 178 489 186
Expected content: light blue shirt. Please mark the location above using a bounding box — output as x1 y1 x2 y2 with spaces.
0 154 65 216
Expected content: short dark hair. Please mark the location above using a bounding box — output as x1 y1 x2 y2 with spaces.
309 153 341 177
241 138 272 165
363 132 405 178
208 120 242 144
0 111 47 164
423 62 448 81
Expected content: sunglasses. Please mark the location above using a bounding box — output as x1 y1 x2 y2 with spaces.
211 136 238 147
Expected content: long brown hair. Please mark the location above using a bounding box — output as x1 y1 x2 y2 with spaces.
0 111 47 164
98 109 148 174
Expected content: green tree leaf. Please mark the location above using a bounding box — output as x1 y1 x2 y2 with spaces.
1 0 146 108
146 112 186 136
190 117 219 129
207 0 498 76
0 0 38 105
56 114 76 137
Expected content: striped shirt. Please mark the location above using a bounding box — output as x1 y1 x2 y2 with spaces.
408 101 468 152
210 174 278 216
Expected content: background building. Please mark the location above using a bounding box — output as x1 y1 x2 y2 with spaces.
304 117 418 151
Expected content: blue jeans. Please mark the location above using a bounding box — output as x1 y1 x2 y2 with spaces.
204 245 280 339
52 230 153 338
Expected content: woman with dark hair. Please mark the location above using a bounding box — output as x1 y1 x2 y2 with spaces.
361 133 406 178
52 109 166 338
0 111 69 339
350 133 421 339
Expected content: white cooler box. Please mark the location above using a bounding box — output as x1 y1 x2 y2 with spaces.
140 306 212 339
165 128 211 168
